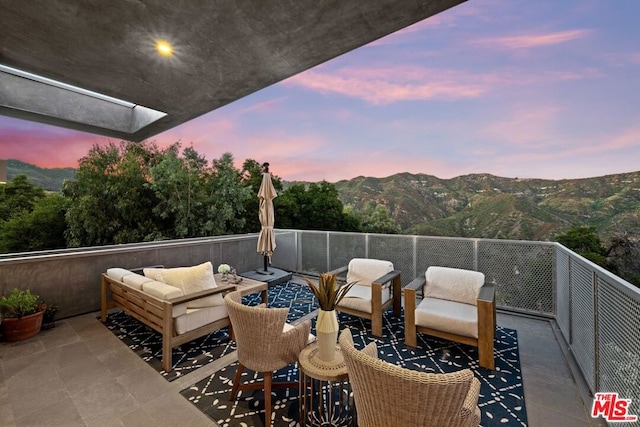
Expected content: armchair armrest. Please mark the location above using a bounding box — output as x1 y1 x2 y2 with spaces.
405 275 426 295
372 269 401 286
327 265 348 277
477 283 495 303
168 284 236 305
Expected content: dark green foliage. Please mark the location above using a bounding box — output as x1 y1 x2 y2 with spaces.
0 193 69 252
0 175 45 221
556 225 608 267
275 181 359 232
0 289 41 318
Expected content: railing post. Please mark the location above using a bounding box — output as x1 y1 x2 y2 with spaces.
473 239 479 271
412 236 417 280
326 232 331 273
593 270 600 392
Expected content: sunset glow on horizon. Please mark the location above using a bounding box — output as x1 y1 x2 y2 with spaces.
2 0 639 182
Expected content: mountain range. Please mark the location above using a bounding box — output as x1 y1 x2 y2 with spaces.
334 172 640 241
6 159 640 241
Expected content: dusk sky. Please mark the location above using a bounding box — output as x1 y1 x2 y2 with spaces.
2 0 639 182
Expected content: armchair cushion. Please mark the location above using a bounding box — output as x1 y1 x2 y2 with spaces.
338 284 392 313
346 258 394 287
283 322 316 344
424 266 484 306
415 297 478 339
144 261 224 308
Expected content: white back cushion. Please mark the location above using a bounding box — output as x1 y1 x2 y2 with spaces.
424 266 484 306
106 268 134 282
346 258 394 287
144 261 223 308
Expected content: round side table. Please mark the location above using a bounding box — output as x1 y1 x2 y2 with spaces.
298 343 356 426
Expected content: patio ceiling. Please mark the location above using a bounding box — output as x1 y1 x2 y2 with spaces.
0 0 466 142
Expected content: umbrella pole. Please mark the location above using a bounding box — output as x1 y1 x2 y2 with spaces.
257 255 274 275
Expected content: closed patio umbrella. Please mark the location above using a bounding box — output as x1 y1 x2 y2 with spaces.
257 163 277 274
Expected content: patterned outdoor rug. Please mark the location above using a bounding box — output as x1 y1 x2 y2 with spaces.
181 310 528 427
101 281 316 382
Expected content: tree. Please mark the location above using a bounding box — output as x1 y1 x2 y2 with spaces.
556 225 608 267
347 201 400 234
0 175 45 221
63 141 163 246
275 181 359 231
207 153 252 235
0 194 69 253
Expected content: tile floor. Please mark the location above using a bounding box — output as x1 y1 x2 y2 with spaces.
0 311 601 426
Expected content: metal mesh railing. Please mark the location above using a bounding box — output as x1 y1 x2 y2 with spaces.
570 259 596 392
597 277 640 425
556 248 571 340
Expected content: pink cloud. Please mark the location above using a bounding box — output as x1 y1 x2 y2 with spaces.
0 120 105 168
286 66 487 105
473 29 591 49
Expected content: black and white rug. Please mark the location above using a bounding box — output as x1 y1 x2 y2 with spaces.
181 310 528 426
101 281 317 381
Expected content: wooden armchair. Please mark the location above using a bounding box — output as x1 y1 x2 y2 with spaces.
330 258 401 337
339 328 481 427
404 266 496 370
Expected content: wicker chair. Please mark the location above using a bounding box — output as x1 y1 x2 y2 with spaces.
224 290 311 426
339 328 481 427
331 258 401 337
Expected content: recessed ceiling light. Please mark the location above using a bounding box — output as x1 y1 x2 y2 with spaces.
155 40 173 57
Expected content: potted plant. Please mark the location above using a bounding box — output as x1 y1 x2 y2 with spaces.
0 289 46 342
304 273 356 361
41 304 59 330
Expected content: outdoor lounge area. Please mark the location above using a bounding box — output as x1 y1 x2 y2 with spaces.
1 229 635 426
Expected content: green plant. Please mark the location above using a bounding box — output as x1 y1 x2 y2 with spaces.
0 289 42 319
304 272 356 311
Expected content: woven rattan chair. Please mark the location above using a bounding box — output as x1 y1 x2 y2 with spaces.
339 328 481 427
331 258 401 337
224 290 311 426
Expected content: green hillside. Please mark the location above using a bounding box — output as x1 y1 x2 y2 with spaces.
334 172 640 241
7 159 75 191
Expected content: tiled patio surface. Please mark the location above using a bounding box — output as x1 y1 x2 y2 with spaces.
1 310 600 426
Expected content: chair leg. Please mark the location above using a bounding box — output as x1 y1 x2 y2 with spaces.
230 363 244 400
264 371 273 425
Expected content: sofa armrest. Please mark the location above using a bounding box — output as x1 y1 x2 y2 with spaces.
167 284 236 305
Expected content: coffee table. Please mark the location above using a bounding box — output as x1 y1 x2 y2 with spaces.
214 273 268 304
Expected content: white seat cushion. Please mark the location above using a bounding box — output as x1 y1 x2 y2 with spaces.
174 305 229 334
346 258 394 287
337 284 391 313
144 262 223 308
415 297 478 339
424 266 484 306
283 322 316 344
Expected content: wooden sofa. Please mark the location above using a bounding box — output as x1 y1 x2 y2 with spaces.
100 263 236 373
404 266 496 370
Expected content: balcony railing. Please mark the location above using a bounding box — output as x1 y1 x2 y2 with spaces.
1 229 638 420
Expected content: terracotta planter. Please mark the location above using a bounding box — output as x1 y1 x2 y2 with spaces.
1 310 44 342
